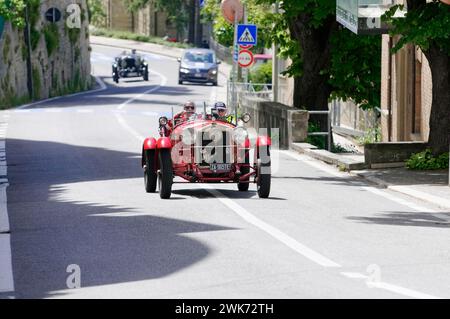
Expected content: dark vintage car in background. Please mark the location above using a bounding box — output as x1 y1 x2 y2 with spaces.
112 49 149 83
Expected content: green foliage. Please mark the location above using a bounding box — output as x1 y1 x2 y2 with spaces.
248 61 273 85
329 29 381 110
307 122 326 150
383 1 450 55
43 24 60 56
202 0 271 49
406 149 449 170
87 0 106 27
256 0 381 110
32 66 41 100
91 28 192 48
0 0 26 28
357 127 381 146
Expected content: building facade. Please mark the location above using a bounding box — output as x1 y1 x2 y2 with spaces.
102 0 177 38
380 35 433 143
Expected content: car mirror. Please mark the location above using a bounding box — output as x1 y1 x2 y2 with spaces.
217 60 222 65
177 58 181 63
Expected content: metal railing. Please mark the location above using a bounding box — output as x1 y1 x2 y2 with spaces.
308 110 332 152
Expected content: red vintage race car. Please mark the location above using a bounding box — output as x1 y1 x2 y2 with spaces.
141 106 272 199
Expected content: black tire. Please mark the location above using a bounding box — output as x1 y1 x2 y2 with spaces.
143 68 149 81
178 79 183 85
212 81 218 86
144 150 157 193
238 151 250 192
257 146 271 198
158 149 173 199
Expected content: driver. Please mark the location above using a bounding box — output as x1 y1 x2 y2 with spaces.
162 101 198 135
174 101 197 125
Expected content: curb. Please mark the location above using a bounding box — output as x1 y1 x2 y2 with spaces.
16 76 107 110
291 142 367 171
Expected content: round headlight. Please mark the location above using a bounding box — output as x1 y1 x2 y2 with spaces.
159 117 168 126
241 113 251 123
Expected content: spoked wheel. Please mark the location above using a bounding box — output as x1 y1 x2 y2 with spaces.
158 149 173 199
257 146 271 198
144 150 157 193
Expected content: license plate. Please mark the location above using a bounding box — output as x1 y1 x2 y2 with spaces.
210 164 231 171
128 72 138 77
195 73 202 78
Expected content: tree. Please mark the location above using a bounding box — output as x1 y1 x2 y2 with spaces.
0 0 26 28
255 0 381 134
384 0 450 155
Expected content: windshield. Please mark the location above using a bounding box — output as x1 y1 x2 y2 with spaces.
183 52 215 64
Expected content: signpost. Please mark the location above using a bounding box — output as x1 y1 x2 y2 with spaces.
336 0 406 35
237 24 257 46
238 49 254 68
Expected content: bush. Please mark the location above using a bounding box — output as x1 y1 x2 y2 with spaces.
406 149 449 170
248 61 272 86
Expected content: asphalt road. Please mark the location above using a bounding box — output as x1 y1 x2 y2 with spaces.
1 44 450 299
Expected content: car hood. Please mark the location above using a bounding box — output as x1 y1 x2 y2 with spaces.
181 61 216 70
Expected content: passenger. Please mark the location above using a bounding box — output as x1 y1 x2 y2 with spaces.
174 101 197 125
212 102 235 124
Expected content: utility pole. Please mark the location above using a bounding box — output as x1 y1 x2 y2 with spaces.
272 1 279 103
24 2 34 100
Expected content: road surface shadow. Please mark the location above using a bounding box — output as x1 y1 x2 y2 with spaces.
6 139 236 298
347 212 450 228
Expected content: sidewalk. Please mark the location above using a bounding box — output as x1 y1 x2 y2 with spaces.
89 36 232 79
351 168 450 211
292 142 450 211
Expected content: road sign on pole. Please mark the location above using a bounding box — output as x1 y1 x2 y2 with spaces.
237 24 257 46
238 49 254 68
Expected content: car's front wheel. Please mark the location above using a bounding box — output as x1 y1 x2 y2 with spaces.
158 149 173 199
257 146 271 198
144 150 157 193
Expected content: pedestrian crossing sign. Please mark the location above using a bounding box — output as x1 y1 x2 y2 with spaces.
237 24 257 46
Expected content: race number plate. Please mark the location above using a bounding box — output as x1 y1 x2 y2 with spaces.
210 164 231 171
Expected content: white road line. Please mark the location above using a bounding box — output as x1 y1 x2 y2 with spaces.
0 234 14 293
282 149 445 298
340 272 440 299
204 187 342 268
0 186 9 233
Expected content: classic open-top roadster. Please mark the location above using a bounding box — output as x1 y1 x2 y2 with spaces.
141 104 272 199
112 49 149 83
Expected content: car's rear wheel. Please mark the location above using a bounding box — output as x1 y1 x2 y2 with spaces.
143 67 149 81
238 151 250 192
178 79 183 85
158 149 173 199
144 150 157 193
257 146 271 198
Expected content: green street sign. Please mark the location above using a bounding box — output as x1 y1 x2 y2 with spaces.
0 17 4 39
